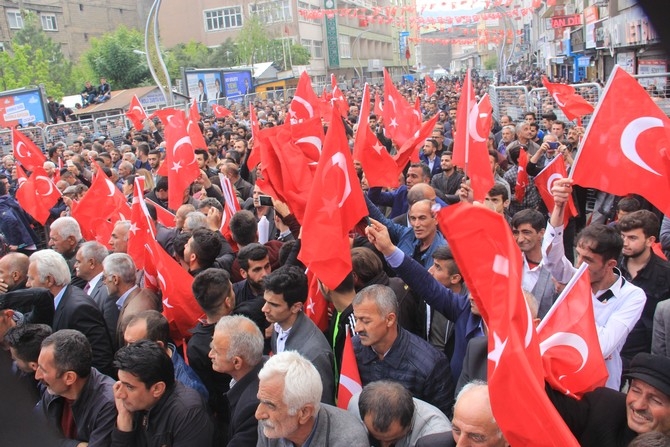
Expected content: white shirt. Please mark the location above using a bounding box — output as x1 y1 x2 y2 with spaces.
274 323 292 353
115 285 138 310
86 272 103 295
542 222 647 389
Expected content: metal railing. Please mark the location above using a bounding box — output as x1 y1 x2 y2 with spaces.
633 72 670 116
0 126 46 157
527 82 602 129
488 85 529 123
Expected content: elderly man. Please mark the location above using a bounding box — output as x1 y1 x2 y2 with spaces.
35 329 117 446
48 216 86 288
75 241 117 343
255 351 368 446
549 353 670 447
27 250 114 376
108 220 130 254
352 284 455 417
102 253 159 350
210 315 265 446
349 381 451 447
111 340 214 446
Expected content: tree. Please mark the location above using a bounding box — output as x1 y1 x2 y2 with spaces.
0 11 71 97
82 26 151 89
235 16 269 66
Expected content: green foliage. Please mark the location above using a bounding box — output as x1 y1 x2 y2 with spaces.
210 39 238 67
236 16 269 66
289 44 311 68
0 11 70 98
83 25 151 89
484 55 498 71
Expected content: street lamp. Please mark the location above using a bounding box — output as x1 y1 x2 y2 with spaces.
144 0 173 106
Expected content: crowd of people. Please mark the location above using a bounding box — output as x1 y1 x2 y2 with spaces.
1 71 670 447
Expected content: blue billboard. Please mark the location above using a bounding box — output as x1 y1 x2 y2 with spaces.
0 88 48 127
223 71 253 103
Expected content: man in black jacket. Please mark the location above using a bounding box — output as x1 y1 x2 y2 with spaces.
549 353 670 447
36 329 117 446
210 315 264 447
111 340 214 447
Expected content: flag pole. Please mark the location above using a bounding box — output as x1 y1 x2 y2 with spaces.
568 65 619 180
464 68 471 181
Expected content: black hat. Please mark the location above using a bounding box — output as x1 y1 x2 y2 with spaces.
625 353 670 397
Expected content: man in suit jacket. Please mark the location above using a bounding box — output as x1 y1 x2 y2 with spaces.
101 253 160 349
262 266 335 404
210 315 264 447
27 250 114 376
75 241 117 344
256 351 368 447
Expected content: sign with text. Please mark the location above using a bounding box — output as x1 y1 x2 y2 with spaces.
552 14 582 29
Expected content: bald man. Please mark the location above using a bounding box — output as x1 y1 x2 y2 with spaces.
0 252 30 293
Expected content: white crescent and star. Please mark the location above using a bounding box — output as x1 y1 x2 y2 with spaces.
620 117 663 176
467 101 487 143
329 152 352 207
546 173 562 194
292 96 314 118
295 136 323 154
488 331 508 371
105 179 117 197
35 175 54 195
552 92 567 108
539 331 589 373
339 375 362 397
15 141 31 158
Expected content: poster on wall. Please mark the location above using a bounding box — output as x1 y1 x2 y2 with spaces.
616 52 635 74
222 71 253 103
637 60 667 91
184 70 224 111
0 88 48 128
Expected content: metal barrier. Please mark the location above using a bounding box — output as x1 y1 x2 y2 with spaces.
93 114 130 146
528 82 602 129
633 72 670 117
488 85 529 123
0 126 47 157
44 119 96 146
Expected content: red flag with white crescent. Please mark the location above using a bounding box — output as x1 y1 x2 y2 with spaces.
15 166 61 225
337 329 362 409
12 128 47 172
570 66 670 216
425 75 437 97
541 77 594 122
126 95 148 131
515 147 530 202
438 203 579 447
211 104 233 119
534 154 577 226
537 263 608 399
289 71 321 124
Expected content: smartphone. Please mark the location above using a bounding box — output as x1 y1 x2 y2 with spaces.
258 195 273 207
548 142 559 150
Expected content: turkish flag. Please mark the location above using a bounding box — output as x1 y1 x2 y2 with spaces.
212 104 233 119
337 329 362 410
515 147 530 202
373 92 383 118
145 237 203 346
331 73 349 118
393 112 440 170
145 198 176 228
249 104 261 139
298 110 367 289
127 178 157 270
187 109 208 151
151 109 200 210
382 69 421 147
438 203 579 447
453 80 494 202
542 77 594 122
537 263 609 399
15 166 61 225
126 95 148 131
305 269 330 331
12 128 47 172
188 98 200 124
570 66 670 216
289 71 321 124
534 154 578 226
425 76 436 97
353 84 399 188
70 171 131 246
217 173 241 251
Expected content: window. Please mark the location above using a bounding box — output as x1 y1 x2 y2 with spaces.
339 35 351 59
249 0 291 24
41 14 58 31
298 1 320 24
313 40 323 58
7 10 23 29
204 7 243 31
